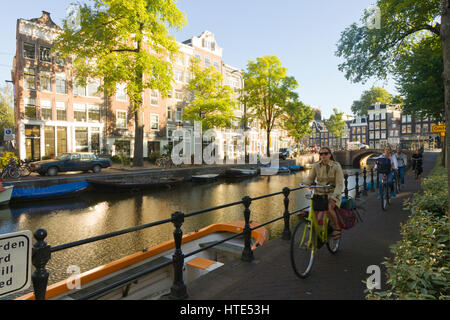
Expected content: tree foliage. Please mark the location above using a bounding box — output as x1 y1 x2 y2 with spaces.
183 58 237 131
243 55 298 156
325 108 347 139
0 85 14 143
282 93 314 145
351 86 393 116
55 0 186 166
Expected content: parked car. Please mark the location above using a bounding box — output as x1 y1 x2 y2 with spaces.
279 148 292 160
29 153 112 176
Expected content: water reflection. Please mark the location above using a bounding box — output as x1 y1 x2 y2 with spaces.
0 168 363 286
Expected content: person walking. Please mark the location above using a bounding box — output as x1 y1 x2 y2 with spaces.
396 147 408 186
301 147 344 240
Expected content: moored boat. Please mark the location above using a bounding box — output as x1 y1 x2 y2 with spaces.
16 221 268 300
87 177 184 192
225 168 258 178
260 166 290 176
288 165 304 172
0 185 14 206
9 181 89 203
191 174 220 182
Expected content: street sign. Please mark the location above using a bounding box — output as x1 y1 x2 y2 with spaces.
432 124 446 133
3 129 15 142
0 230 32 297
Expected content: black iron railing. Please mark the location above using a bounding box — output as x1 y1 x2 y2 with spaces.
29 168 377 300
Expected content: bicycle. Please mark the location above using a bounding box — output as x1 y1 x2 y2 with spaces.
395 169 401 193
18 159 32 177
379 172 392 211
1 159 21 179
290 183 340 279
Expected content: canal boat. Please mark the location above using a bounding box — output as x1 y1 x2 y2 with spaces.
191 174 220 182
260 166 290 176
0 185 14 206
16 221 268 300
9 181 89 203
87 177 185 192
225 168 258 178
288 165 304 172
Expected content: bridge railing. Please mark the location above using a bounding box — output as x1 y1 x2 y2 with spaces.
28 168 377 300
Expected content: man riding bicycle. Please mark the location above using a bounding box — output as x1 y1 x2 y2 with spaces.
411 149 423 179
396 147 407 186
375 146 398 199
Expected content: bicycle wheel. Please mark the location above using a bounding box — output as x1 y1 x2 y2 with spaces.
8 166 20 179
381 182 388 211
326 224 340 254
290 219 316 279
19 165 31 177
155 159 163 167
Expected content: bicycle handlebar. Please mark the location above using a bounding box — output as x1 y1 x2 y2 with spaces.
299 183 335 189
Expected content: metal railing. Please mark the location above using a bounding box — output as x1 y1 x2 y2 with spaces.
29 167 377 300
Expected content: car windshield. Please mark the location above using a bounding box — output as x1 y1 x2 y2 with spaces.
55 154 71 160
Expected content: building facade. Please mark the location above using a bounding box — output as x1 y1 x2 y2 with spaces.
12 12 285 161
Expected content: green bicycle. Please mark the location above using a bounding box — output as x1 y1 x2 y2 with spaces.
290 183 340 278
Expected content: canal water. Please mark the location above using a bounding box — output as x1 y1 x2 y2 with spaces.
0 165 367 291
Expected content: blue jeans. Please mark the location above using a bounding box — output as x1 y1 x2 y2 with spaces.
398 166 405 184
378 172 394 196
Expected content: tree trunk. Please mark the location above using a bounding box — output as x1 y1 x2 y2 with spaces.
133 107 144 167
266 129 271 157
440 0 450 216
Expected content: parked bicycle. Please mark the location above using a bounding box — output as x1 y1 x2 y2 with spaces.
290 183 340 278
18 159 32 177
1 158 21 179
155 156 181 169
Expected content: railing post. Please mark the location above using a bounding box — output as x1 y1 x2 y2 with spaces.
344 174 349 200
241 196 254 262
169 211 188 300
282 187 291 240
31 229 51 300
355 172 360 198
363 168 368 196
370 168 375 192
376 170 380 193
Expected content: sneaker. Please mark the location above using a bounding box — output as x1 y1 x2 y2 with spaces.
377 195 382 200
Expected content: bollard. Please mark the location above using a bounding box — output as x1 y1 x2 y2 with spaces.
363 168 368 196
355 172 360 198
31 229 51 300
370 168 375 192
169 211 188 300
282 187 291 240
241 196 254 262
344 174 349 200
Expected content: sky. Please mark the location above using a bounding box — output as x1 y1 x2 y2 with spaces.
0 0 397 119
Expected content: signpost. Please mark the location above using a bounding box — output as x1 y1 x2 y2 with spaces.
3 129 15 142
432 124 446 134
0 230 32 297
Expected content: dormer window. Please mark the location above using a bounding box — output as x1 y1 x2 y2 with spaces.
202 39 216 51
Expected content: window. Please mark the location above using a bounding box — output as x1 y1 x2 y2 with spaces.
381 112 386 120
87 79 100 97
175 70 184 82
91 127 100 154
24 68 36 90
57 127 67 154
167 106 173 120
40 71 52 92
205 56 211 68
176 55 184 66
369 132 374 139
116 110 127 129
214 60 220 71
194 54 201 62
415 124 422 133
175 89 183 101
56 72 66 94
74 103 86 122
369 113 374 120
23 42 35 60
407 124 412 133
381 131 386 139
55 52 65 65
44 126 55 157
56 101 66 121
150 114 159 130
73 79 86 96
116 83 127 101
150 90 159 105
41 100 52 120
88 105 100 122
375 114 380 120
185 72 192 83
175 107 182 121
423 123 430 133
75 127 88 152
369 122 374 130
375 122 380 129
40 46 52 62
24 97 36 119
402 126 407 134
375 131 380 139
381 121 386 129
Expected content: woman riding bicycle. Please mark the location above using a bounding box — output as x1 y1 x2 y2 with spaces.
301 147 344 240
375 146 398 199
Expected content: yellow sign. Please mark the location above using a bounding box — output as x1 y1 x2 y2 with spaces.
441 132 445 137
432 124 446 133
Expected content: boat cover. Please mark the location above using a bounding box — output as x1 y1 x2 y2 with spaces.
11 181 89 199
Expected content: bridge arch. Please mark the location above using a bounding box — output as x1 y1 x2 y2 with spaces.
351 149 382 168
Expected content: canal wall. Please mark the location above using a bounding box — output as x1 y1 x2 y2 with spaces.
3 155 320 189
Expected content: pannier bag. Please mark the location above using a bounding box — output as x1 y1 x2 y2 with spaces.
312 194 328 212
336 207 357 230
376 157 392 174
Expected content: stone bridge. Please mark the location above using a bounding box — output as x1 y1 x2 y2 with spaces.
334 149 414 167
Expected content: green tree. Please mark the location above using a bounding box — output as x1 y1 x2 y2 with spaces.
325 108 347 144
182 58 237 130
243 55 298 156
351 87 393 116
55 0 186 166
0 85 14 143
282 93 314 147
393 36 444 120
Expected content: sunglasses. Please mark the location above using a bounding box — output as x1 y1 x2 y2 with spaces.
319 152 330 156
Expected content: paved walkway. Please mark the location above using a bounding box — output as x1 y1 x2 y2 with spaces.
185 152 440 300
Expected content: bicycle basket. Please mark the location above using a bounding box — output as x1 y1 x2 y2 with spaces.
312 194 328 211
